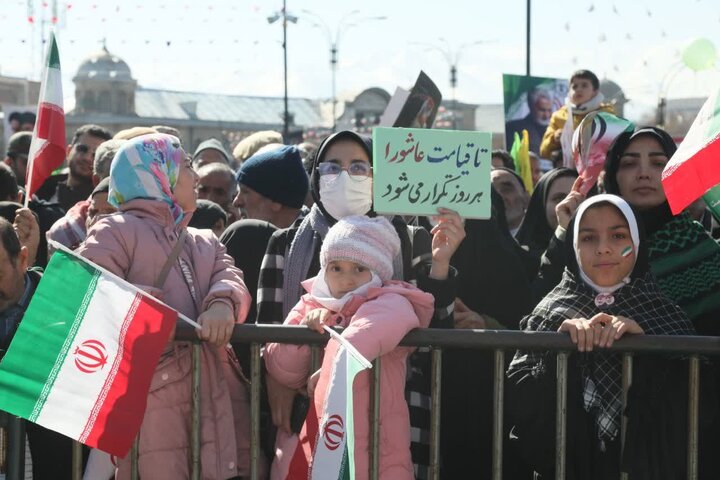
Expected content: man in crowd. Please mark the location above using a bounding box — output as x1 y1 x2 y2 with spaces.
3 132 32 189
192 138 232 170
35 124 112 212
491 167 529 237
1 134 64 267
46 139 124 253
232 145 308 229
505 86 554 155
196 162 239 223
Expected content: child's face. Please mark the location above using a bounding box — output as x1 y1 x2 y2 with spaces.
324 260 373 299
576 205 635 287
570 77 597 105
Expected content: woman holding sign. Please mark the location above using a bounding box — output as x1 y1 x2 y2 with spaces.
257 130 465 479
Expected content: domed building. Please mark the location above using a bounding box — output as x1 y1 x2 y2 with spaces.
72 46 137 116
67 47 326 149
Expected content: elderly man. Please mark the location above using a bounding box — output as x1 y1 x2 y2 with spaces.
505 86 554 155
196 162 239 224
232 145 308 229
192 138 231 170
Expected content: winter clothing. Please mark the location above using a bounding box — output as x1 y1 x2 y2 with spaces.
77 199 256 480
236 145 309 209
265 278 434 480
188 199 228 231
320 216 400 283
232 130 283 165
193 138 231 164
79 134 256 479
257 131 456 478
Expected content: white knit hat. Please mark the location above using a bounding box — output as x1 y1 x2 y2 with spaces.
320 215 400 282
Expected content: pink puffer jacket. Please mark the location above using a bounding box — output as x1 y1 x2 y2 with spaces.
77 199 263 480
265 278 433 480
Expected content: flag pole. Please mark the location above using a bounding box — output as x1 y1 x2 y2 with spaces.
323 325 372 369
47 240 201 329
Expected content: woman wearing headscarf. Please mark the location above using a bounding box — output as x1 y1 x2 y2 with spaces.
515 168 578 271
77 134 260 479
603 127 720 336
256 130 465 479
507 194 698 479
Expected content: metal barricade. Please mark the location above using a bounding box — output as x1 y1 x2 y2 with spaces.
1 326 717 480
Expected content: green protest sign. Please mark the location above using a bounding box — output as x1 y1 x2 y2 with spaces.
372 127 491 219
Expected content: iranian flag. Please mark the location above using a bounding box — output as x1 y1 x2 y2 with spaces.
0 246 178 457
309 329 371 480
662 89 720 214
25 30 66 202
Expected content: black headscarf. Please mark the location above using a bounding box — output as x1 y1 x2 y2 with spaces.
309 130 372 223
510 195 695 441
603 127 677 235
516 167 578 258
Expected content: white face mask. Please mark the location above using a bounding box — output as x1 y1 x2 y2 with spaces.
319 171 373 220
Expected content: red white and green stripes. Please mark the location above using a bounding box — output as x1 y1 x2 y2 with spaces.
0 249 176 456
662 89 720 214
310 330 371 480
25 30 66 201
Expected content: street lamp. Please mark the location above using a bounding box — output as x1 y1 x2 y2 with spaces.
412 38 492 129
302 9 386 132
268 1 298 138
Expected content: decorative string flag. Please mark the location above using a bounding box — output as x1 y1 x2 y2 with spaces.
662 88 720 217
0 244 187 457
510 129 533 193
25 30 66 205
572 111 634 194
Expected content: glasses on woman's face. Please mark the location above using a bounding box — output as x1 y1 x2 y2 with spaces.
317 161 371 180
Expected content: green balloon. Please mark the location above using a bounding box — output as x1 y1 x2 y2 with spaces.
682 38 717 72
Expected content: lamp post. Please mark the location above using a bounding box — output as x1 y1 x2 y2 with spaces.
268 1 297 138
412 38 491 128
302 10 386 132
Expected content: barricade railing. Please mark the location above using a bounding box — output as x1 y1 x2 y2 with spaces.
1 325 718 480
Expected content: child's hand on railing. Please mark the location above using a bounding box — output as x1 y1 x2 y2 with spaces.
197 301 234 346
302 308 332 334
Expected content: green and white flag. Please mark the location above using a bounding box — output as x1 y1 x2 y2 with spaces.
310 328 372 480
0 246 179 456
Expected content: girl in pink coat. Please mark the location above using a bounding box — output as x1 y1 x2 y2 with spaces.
77 134 262 479
265 215 434 480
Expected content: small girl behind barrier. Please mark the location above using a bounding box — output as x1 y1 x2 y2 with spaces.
265 215 434 480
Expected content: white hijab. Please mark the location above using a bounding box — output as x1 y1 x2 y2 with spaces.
572 194 640 295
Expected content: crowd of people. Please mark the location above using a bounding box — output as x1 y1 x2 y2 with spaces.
0 68 718 480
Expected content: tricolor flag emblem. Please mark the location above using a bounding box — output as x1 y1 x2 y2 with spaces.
25 30 66 201
0 246 177 456
309 329 372 480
